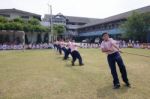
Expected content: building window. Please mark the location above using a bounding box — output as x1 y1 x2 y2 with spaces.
21 16 29 19
0 14 10 17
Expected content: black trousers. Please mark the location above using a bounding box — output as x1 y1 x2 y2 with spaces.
58 45 62 55
54 44 57 50
107 52 129 86
71 50 83 65
64 48 71 60
55 45 59 52
62 47 67 59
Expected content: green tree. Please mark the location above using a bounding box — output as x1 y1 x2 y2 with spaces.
28 18 40 25
0 23 4 30
0 16 7 23
0 16 48 34
121 12 150 42
23 24 33 32
53 24 65 36
4 22 23 31
13 18 24 24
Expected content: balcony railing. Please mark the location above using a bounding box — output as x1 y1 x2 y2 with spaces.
79 28 123 37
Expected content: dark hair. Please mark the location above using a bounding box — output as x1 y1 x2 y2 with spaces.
102 32 109 37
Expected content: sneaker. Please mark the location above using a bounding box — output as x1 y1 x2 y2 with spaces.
125 82 131 88
72 61 75 66
79 63 84 66
113 84 120 89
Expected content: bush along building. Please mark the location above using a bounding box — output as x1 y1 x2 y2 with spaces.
0 8 49 44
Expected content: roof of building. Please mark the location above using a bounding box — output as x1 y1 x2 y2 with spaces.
78 5 150 28
65 16 101 23
0 8 41 17
43 14 101 24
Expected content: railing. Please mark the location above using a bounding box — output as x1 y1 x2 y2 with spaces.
79 28 122 36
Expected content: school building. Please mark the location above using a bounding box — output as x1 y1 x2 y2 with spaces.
43 6 150 43
0 6 150 44
77 6 150 42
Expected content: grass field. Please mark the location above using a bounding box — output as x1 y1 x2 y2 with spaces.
0 48 150 99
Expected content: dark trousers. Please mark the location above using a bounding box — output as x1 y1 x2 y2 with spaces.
56 45 59 52
62 47 67 59
58 45 62 55
71 50 83 65
54 44 57 50
107 52 129 86
64 48 71 60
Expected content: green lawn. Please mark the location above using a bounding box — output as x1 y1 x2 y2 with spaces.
0 48 150 99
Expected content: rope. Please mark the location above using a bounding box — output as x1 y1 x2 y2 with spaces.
122 51 150 58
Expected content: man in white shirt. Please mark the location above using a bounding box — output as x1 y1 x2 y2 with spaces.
70 40 84 66
58 40 62 55
61 40 68 60
101 32 130 89
63 40 71 60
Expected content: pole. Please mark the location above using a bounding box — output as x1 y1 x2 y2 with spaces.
48 4 53 43
22 31 25 51
50 5 54 42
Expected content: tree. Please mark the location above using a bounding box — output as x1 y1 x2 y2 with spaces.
36 33 42 44
28 18 40 25
4 22 23 31
0 23 4 30
121 12 150 42
0 16 7 23
25 34 29 44
44 33 49 43
53 24 65 36
23 24 33 32
13 18 24 24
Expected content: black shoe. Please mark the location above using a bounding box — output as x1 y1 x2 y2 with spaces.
79 63 84 66
63 58 67 60
72 61 75 66
113 84 120 89
125 82 131 88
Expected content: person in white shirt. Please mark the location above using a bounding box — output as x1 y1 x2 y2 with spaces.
0 44 2 50
58 40 62 55
70 40 84 66
61 40 68 60
63 40 72 60
101 32 130 89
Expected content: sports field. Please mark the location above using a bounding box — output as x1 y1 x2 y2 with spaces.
0 48 150 99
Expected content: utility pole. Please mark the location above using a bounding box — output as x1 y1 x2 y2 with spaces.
22 31 25 52
48 4 53 43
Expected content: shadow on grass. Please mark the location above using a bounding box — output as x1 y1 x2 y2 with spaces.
65 63 84 68
65 64 72 67
97 85 129 99
56 56 63 59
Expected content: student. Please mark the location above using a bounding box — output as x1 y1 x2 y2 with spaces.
61 40 68 60
53 40 57 50
57 40 62 55
64 40 71 60
100 32 130 89
70 40 84 66
55 40 59 51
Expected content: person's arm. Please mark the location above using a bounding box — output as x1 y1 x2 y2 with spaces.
100 42 113 53
111 41 122 53
101 48 113 52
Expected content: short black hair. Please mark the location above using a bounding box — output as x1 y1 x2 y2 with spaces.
101 32 109 37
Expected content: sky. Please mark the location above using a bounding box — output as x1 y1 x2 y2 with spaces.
0 0 150 18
